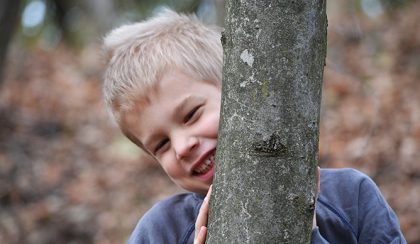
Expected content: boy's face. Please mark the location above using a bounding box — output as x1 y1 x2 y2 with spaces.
123 70 221 195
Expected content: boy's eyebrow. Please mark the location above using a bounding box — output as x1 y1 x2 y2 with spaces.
173 95 204 116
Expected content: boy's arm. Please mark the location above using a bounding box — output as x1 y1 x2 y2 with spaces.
311 227 329 243
356 174 406 243
315 168 406 243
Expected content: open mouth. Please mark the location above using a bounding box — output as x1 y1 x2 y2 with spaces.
193 153 215 176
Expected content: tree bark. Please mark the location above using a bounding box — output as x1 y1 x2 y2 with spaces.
207 1 327 243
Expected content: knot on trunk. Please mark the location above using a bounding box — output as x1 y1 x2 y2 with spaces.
251 132 288 157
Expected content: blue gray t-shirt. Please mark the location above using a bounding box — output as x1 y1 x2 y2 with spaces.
128 168 406 243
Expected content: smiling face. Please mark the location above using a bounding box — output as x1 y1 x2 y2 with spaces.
122 70 221 194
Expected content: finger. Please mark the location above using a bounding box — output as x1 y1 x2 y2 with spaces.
197 185 212 226
195 185 212 238
194 226 207 244
205 184 212 200
195 197 209 231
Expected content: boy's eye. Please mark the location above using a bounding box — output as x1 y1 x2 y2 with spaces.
154 138 169 154
184 106 201 123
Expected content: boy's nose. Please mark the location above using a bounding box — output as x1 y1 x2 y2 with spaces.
173 133 198 161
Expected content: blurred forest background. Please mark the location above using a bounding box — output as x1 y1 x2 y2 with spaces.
0 0 419 243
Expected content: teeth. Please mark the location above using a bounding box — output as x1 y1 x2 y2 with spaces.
194 154 215 174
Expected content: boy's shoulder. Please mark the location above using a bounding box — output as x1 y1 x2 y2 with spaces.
318 167 380 216
319 167 375 195
149 192 203 213
128 192 203 244
154 192 204 219
320 167 369 183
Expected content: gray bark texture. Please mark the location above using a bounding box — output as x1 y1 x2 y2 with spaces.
207 1 327 243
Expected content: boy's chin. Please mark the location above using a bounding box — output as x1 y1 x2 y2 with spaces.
195 186 211 196
182 182 213 195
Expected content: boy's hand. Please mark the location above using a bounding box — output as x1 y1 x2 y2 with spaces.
194 185 212 244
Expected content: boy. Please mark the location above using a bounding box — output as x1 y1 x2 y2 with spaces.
103 10 406 244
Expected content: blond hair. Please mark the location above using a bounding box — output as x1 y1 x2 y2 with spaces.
102 9 223 126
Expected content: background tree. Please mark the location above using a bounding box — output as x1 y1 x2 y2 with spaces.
0 0 22 82
207 1 327 243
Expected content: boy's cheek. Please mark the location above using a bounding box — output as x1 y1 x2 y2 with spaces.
207 110 220 132
214 114 221 135
159 155 183 176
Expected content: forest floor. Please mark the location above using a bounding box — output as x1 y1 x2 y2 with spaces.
1 2 419 243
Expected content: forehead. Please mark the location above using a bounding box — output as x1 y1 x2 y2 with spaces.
146 69 219 104
127 70 195 111
121 71 199 131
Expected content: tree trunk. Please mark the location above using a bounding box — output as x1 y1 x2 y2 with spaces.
207 1 327 243
0 0 22 82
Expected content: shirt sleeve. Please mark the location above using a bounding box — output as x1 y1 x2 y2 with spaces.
315 168 406 243
356 174 407 243
311 227 329 244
